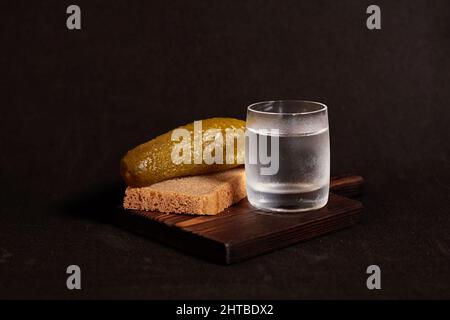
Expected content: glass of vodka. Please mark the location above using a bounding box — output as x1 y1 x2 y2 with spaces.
245 100 330 213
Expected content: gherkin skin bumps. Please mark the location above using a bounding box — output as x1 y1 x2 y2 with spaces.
120 118 245 187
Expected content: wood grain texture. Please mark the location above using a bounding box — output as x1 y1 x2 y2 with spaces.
116 175 363 264
330 174 364 198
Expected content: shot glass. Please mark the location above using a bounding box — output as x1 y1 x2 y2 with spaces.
245 100 330 212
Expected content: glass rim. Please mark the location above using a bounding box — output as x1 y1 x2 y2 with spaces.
247 99 327 116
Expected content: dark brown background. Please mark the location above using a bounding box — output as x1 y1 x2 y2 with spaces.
1 0 449 299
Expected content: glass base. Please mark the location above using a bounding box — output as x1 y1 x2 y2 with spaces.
246 185 329 214
248 198 328 214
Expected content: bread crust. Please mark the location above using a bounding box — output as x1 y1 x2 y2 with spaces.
123 168 246 215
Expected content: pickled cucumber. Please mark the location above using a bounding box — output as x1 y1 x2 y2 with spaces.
120 118 245 187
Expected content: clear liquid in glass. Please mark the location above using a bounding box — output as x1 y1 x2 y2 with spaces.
245 127 330 212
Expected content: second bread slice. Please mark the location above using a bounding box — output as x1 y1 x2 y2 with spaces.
123 167 246 215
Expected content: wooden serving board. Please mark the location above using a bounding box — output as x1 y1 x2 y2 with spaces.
115 175 363 264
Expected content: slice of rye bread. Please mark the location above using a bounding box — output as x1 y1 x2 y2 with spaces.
123 167 246 215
